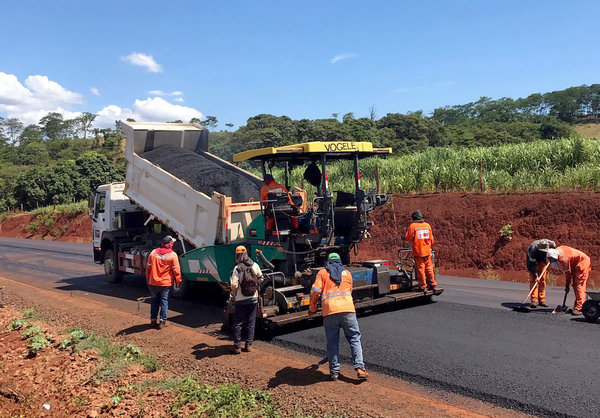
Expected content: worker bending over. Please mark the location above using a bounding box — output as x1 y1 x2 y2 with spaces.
405 210 437 291
146 236 182 329
526 239 556 308
547 246 591 316
309 253 368 381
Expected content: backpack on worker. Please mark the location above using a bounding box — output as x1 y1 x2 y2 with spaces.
239 264 259 297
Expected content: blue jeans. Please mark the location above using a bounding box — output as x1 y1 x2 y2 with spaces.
323 312 365 377
232 301 258 347
149 285 170 322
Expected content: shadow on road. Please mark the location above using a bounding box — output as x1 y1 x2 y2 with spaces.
500 302 554 314
192 342 232 359
268 358 366 388
55 274 224 329
116 323 156 336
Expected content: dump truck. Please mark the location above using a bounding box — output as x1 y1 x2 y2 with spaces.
92 121 443 328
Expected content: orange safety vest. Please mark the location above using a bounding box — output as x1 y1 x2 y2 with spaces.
260 181 288 202
405 221 435 257
309 267 355 316
146 249 182 287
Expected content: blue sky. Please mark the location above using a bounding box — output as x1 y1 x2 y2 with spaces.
1 0 598 129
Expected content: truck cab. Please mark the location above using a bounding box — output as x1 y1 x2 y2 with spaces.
92 183 146 279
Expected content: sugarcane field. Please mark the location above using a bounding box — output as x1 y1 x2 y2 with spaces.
2 3 600 418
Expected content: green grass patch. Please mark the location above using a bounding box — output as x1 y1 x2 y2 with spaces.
169 377 280 418
65 331 161 382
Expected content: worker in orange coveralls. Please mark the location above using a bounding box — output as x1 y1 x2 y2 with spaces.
405 210 437 291
146 236 182 328
260 174 296 231
526 239 556 308
546 246 591 316
260 174 288 231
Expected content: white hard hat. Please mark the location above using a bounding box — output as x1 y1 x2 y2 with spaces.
546 248 559 261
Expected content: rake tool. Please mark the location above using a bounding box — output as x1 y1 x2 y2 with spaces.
513 262 550 313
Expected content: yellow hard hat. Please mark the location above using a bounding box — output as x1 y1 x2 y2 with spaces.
235 246 247 254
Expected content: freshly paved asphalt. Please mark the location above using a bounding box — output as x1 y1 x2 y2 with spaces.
1 237 599 417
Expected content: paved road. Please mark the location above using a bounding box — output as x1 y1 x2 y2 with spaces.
1 237 599 417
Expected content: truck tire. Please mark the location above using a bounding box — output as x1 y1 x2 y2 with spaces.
103 249 123 284
171 277 188 299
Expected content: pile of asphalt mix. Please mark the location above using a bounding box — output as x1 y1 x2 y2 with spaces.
141 146 260 203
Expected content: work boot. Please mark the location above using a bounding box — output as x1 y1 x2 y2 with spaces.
151 319 158 328
530 301 538 308
329 374 339 381
572 309 582 316
427 285 437 291
228 345 241 354
539 301 549 307
419 287 428 293
356 368 369 380
158 320 167 329
242 343 252 353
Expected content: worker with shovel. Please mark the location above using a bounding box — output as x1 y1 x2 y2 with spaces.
526 239 556 308
547 246 591 316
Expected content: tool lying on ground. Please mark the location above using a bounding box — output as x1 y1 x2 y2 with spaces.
513 262 550 313
552 290 569 315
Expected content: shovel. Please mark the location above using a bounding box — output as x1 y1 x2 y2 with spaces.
513 262 550 313
552 290 569 315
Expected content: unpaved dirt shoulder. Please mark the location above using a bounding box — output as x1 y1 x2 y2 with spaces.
0 276 532 418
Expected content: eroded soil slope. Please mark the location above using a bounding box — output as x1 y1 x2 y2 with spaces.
359 192 600 286
0 212 91 242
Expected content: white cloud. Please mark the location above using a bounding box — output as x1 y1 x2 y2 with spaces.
90 87 100 96
121 52 163 73
94 97 202 128
147 90 183 97
0 72 83 125
331 53 357 64
133 97 201 121
174 97 184 102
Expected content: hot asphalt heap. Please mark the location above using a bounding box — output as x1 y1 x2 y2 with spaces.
141 147 259 203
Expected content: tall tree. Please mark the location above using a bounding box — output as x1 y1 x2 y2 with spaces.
39 112 65 140
3 118 24 145
76 112 97 139
189 117 201 124
205 116 218 131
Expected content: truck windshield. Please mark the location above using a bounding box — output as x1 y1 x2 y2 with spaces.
94 192 106 217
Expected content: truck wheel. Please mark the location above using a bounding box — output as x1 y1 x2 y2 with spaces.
103 249 123 283
582 300 600 322
171 277 188 299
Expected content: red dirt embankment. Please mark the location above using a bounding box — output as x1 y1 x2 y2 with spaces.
0 212 92 243
359 192 600 287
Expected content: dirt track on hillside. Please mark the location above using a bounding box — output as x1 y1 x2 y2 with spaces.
359 192 600 287
0 212 91 243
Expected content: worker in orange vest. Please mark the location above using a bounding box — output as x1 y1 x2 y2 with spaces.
309 253 368 381
547 246 591 316
405 210 437 291
146 236 182 328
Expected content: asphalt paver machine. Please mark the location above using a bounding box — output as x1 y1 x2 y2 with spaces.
232 141 443 327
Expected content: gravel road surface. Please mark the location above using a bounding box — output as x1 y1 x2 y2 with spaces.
1 237 599 417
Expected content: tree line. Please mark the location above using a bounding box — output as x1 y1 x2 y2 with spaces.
0 84 598 211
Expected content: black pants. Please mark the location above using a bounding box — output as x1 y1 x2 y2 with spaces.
232 301 258 347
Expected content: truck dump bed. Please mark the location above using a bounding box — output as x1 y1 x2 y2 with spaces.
120 122 263 248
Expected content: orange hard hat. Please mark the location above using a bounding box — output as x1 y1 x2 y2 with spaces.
235 246 247 254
